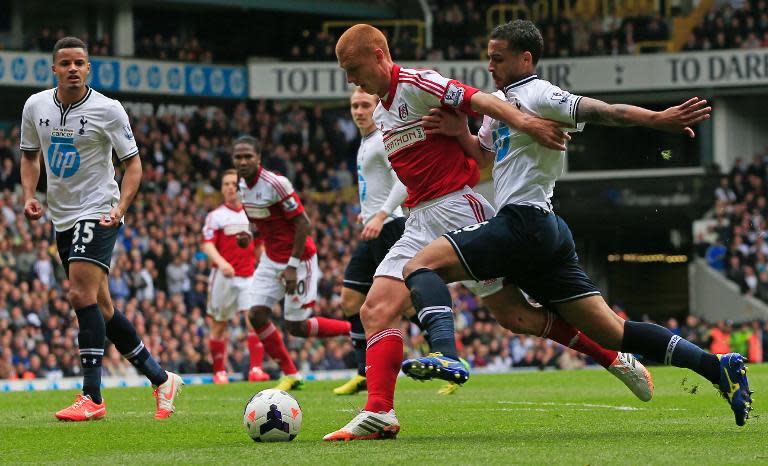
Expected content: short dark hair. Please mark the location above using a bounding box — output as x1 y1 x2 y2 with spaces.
490 20 543 65
233 135 261 154
52 37 88 62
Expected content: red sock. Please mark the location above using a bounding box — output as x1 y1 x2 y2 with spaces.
209 338 227 373
364 329 403 413
306 317 351 337
257 322 298 375
247 332 264 370
541 310 617 368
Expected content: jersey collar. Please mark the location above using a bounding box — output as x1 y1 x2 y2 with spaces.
503 74 538 93
223 202 243 212
382 64 400 110
245 166 263 189
53 85 92 110
52 86 93 126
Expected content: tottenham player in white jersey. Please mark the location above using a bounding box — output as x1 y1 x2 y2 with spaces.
405 20 753 428
20 37 182 421
203 169 269 384
334 88 408 396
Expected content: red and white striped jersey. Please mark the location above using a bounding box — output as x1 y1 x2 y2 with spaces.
239 167 316 263
202 204 260 277
374 64 481 207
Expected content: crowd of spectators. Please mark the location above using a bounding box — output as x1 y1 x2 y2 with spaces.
698 154 768 303
285 3 672 63
684 0 768 51
134 34 214 63
33 27 113 57
2 99 767 382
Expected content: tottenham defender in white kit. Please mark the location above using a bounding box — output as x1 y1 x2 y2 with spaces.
20 37 182 421
202 169 270 384
405 20 753 428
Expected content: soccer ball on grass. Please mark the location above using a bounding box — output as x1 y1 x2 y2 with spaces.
243 389 302 442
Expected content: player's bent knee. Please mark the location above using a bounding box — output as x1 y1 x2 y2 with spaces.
360 301 399 335
285 320 308 337
247 307 270 329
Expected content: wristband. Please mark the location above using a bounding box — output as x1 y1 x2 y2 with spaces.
287 257 301 268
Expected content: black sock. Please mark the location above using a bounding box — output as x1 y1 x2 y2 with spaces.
348 313 367 377
405 268 457 360
621 321 720 384
106 310 168 386
408 314 431 346
75 304 105 404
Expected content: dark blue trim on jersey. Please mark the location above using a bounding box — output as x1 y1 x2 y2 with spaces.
119 150 140 161
53 86 92 126
503 74 538 93
572 95 584 124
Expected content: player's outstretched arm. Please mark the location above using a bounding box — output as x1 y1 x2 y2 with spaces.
470 92 569 151
576 97 711 138
422 109 493 168
20 150 44 220
102 155 142 228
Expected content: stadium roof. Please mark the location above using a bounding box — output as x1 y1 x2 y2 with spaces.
140 0 397 18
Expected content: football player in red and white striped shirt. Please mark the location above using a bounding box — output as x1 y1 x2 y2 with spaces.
232 136 351 392
324 23 569 442
202 169 269 384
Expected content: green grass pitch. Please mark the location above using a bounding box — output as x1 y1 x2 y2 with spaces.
2 366 767 465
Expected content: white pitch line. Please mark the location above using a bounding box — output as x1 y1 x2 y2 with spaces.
497 401 642 411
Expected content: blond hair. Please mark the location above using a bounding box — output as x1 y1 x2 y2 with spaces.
335 24 391 62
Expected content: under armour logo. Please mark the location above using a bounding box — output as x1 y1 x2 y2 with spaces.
39 118 49 126
79 117 88 135
74 245 86 253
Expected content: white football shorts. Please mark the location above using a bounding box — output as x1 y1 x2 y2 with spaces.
374 186 503 297
251 252 318 321
207 270 257 322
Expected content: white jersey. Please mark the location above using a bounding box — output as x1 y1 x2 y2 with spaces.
478 76 584 211
20 87 138 231
357 128 407 224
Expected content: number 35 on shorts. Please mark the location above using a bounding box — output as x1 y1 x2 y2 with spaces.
451 221 488 235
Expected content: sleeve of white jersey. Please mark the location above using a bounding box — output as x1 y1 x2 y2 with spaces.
381 157 408 215
20 98 41 151
202 211 218 242
105 100 139 160
477 115 495 153
536 83 585 132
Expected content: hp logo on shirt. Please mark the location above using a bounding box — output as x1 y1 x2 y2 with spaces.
48 132 80 178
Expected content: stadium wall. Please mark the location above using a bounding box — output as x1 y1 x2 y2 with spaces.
690 258 768 323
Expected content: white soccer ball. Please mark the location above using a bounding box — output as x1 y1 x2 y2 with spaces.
243 389 302 442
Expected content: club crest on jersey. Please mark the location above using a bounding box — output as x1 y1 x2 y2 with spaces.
48 127 80 178
398 103 408 120
443 83 465 109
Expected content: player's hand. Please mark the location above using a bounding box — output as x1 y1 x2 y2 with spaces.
356 214 363 224
236 231 252 248
99 205 125 228
361 212 386 240
521 117 570 151
422 108 468 137
219 261 235 278
24 198 44 221
280 266 298 294
654 97 711 138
